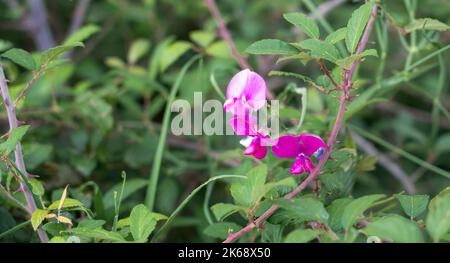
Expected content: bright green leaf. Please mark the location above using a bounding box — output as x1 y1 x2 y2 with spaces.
325 27 348 44
397 194 429 218
341 194 385 230
1 48 36 70
405 18 450 33
206 40 232 59
31 209 48 230
63 24 100 46
283 12 320 39
159 41 191 72
298 39 341 63
40 42 84 65
284 228 318 243
345 1 375 53
68 227 125 242
130 204 157 242
29 179 45 196
0 125 30 156
190 31 215 47
426 188 450 242
363 215 424 243
275 197 329 224
211 203 245 221
246 39 298 55
127 39 151 64
48 198 84 210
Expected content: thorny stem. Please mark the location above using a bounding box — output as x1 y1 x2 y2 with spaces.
223 4 379 243
204 0 250 70
0 64 48 243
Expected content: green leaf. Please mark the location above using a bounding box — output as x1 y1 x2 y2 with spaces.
68 227 125 242
397 194 429 218
78 219 106 229
130 204 157 242
363 215 424 243
345 1 375 53
190 31 215 48
0 125 30 156
117 217 131 229
158 41 191 72
325 27 348 44
48 198 84 210
63 24 100 46
297 39 341 63
205 40 232 59
127 39 150 64
245 39 298 55
426 187 450 242
284 229 318 243
1 48 36 70
49 236 66 243
40 42 84 65
29 179 45 196
327 198 353 231
283 12 320 39
261 223 283 243
230 164 267 207
335 49 378 69
275 197 329 224
211 203 245 221
405 18 450 33
31 209 48 230
341 194 385 230
203 222 241 239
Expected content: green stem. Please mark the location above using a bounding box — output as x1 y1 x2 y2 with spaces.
349 124 450 179
0 220 30 240
145 55 201 211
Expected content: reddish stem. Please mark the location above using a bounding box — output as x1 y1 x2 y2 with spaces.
223 4 378 243
0 64 48 243
204 0 251 70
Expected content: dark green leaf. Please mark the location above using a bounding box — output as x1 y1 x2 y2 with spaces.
345 1 375 53
283 12 320 39
397 194 429 218
1 48 36 70
246 39 298 55
298 39 341 63
363 215 424 243
341 194 385 230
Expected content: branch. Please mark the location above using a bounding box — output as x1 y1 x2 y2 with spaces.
203 0 251 70
0 63 48 243
67 0 91 35
223 4 379 243
309 0 347 20
24 0 55 51
351 131 416 194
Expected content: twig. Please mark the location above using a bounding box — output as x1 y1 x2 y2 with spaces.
14 64 47 106
67 0 91 36
319 60 341 90
65 0 91 59
0 184 29 214
309 0 347 20
0 63 48 243
223 4 379 243
351 131 416 194
203 0 251 69
25 0 55 51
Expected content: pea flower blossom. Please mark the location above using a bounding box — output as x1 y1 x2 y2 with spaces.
225 69 269 159
272 134 327 175
223 69 267 116
229 114 272 159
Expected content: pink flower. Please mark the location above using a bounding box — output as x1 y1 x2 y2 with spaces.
229 114 272 160
272 134 327 174
223 69 267 116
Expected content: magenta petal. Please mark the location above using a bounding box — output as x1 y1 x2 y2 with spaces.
290 159 304 174
299 134 327 156
272 135 302 158
230 114 258 136
303 156 315 173
243 137 267 159
225 69 267 114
